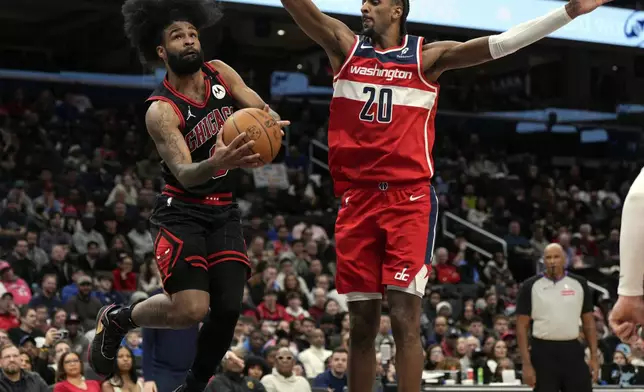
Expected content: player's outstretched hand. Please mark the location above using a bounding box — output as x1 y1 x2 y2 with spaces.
609 295 644 344
566 0 613 18
210 130 262 170
263 104 290 136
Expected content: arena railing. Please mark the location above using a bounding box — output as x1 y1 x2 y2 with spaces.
308 139 329 176
442 211 508 257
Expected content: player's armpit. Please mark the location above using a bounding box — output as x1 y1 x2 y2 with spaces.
422 38 493 81
209 61 285 123
280 0 354 72
209 60 265 110
145 101 216 188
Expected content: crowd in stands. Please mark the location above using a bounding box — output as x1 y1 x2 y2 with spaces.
0 83 640 392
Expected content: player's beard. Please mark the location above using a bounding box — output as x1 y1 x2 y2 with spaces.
166 47 204 76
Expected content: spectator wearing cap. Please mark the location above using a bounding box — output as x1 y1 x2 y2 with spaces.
0 261 32 305
6 239 38 286
442 327 461 358
29 274 63 314
72 215 107 255
39 213 71 254
8 307 44 346
298 329 331 378
0 293 19 331
65 313 89 356
516 243 597 391
312 348 348 392
0 343 49 392
64 275 101 331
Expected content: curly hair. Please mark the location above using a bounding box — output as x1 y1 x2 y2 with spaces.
122 0 223 64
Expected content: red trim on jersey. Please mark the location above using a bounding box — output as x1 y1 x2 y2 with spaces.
333 35 359 82
417 37 440 90
204 62 234 97
162 72 211 109
148 95 186 130
373 34 408 54
164 184 185 194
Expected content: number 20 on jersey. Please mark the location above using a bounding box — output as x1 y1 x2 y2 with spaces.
359 86 394 124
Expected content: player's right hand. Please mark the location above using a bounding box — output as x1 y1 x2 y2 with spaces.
210 131 262 171
609 295 644 343
522 363 536 388
143 381 157 392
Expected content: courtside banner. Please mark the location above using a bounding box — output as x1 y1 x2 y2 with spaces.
222 0 644 48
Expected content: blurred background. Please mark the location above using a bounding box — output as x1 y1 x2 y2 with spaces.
0 0 643 390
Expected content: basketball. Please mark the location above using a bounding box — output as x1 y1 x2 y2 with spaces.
222 108 283 164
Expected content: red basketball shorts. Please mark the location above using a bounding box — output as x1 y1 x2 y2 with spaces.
334 182 438 301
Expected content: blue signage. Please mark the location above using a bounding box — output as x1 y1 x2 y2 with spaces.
222 0 644 48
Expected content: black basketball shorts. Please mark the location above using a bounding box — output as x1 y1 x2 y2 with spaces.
150 194 250 295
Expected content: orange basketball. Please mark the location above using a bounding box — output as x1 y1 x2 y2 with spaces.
222 108 282 164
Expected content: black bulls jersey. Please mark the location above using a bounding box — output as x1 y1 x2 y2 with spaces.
147 62 238 197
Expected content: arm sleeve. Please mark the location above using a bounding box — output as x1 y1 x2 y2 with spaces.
516 279 534 316
618 170 644 296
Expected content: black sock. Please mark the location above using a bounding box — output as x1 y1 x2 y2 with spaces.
111 303 139 330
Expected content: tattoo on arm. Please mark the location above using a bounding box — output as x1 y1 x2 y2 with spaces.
146 102 216 188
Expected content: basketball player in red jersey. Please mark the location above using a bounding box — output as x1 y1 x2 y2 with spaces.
281 0 611 391
89 1 288 391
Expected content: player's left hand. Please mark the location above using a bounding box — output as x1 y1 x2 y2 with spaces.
608 295 644 343
263 105 289 136
589 356 600 384
566 0 613 18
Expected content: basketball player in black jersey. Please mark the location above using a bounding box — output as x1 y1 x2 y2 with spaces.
88 1 288 391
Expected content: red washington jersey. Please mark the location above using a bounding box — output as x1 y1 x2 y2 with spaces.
328 34 439 196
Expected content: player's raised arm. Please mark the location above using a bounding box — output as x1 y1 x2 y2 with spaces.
145 101 260 188
209 60 290 127
423 0 612 80
280 0 355 72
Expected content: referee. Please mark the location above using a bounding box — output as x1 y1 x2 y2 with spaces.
516 243 598 391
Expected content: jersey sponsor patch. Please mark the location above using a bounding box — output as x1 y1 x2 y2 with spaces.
212 84 226 99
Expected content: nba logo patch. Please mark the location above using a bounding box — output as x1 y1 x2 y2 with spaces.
212 84 226 99
561 289 575 296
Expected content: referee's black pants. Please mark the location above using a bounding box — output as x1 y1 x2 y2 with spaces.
530 338 592 392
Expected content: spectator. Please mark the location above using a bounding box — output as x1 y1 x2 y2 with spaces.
6 239 38 285
72 215 107 255
64 275 102 331
19 348 33 371
112 254 137 292
244 356 270 382
261 347 311 392
298 329 331 378
308 288 326 322
77 241 112 276
102 346 141 392
257 290 288 323
64 313 90 356
284 292 309 321
0 293 19 331
29 274 63 314
8 307 44 345
41 245 74 288
312 348 348 391
434 248 460 284
39 213 72 254
138 257 162 294
53 351 101 392
206 349 267 392
483 253 513 285
0 344 49 391
127 219 153 261
0 260 32 305
94 274 125 306
25 231 49 272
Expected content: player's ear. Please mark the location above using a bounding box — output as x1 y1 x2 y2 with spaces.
156 45 166 61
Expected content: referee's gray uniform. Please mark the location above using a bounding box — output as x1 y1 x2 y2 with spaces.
516 273 593 392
